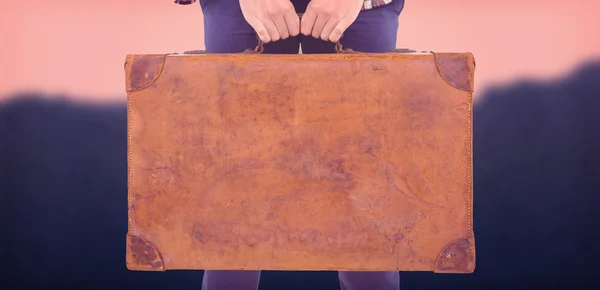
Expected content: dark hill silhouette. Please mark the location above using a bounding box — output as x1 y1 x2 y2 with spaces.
1 60 599 289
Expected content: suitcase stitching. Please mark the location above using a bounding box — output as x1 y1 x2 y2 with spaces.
127 93 133 234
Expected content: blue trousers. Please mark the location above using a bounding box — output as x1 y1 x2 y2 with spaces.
199 1 404 289
201 0 405 54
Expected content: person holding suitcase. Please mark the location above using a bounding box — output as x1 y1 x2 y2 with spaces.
174 0 406 289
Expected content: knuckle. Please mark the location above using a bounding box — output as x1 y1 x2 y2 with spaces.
257 31 270 40
256 28 267 35
312 3 326 10
267 6 284 16
321 6 334 15
309 3 327 14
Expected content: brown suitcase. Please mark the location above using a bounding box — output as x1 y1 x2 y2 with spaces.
124 41 476 273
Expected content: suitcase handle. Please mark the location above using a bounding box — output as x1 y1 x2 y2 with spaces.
246 37 351 54
245 12 354 54
183 12 418 55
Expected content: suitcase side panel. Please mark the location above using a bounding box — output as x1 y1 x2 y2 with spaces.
125 54 169 271
433 52 475 273
126 53 475 272
433 52 476 273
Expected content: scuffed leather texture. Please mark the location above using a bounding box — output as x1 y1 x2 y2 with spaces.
126 235 165 271
124 52 476 273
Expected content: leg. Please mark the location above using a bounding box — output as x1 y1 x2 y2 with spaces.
338 271 400 290
300 0 405 53
200 0 299 53
201 270 261 290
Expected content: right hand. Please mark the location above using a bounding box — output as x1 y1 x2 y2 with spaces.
239 0 300 43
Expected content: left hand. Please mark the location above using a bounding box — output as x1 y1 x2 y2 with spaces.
300 0 364 42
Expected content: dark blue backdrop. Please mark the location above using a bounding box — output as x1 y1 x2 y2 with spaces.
1 61 598 290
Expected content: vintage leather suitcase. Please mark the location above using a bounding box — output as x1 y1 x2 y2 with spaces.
124 41 476 273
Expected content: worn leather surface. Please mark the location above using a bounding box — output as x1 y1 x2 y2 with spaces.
124 52 476 273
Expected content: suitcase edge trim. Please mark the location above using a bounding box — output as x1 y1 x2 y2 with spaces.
433 52 476 92
126 234 166 271
434 237 476 273
123 52 476 94
124 54 168 93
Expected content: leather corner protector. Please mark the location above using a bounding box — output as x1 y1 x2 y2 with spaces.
125 54 167 93
434 238 475 273
433 53 475 92
126 235 165 271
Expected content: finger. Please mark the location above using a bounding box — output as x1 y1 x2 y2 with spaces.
270 13 289 39
329 16 353 43
320 14 341 41
283 8 300 36
300 9 317 36
311 13 330 39
247 16 271 43
261 16 281 42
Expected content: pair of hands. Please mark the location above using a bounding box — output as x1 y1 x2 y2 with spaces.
240 0 363 43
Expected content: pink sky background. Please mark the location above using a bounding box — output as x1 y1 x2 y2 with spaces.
1 0 599 101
